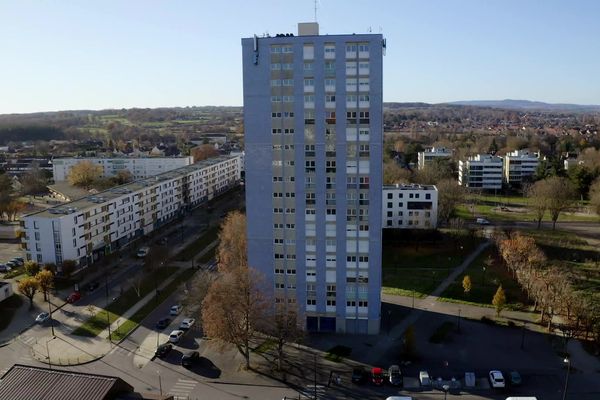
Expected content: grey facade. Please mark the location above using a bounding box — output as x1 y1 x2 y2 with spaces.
242 24 383 334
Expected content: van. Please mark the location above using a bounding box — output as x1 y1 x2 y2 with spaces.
419 371 431 386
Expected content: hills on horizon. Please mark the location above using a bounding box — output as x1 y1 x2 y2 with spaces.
2 99 600 118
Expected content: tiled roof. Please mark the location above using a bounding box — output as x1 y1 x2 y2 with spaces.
0 364 133 400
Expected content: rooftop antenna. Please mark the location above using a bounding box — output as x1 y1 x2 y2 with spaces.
314 0 318 22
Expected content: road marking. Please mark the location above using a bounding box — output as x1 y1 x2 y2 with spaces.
169 378 198 399
108 346 134 357
18 335 37 347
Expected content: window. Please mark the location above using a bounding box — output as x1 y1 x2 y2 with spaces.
304 62 313 71
34 232 40 241
270 79 281 87
326 299 336 306
426 193 431 200
325 78 335 89
271 64 281 70
325 95 336 102
324 44 335 56
304 78 314 87
387 202 392 208
307 299 316 305
387 193 393 199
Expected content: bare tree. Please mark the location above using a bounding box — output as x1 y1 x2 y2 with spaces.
202 266 268 369
35 270 54 302
18 277 39 308
527 181 547 229
191 144 219 163
263 306 304 371
436 179 465 224
544 177 576 230
216 211 247 273
68 161 103 189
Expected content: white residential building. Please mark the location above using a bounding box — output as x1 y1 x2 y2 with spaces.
0 281 14 303
52 156 194 181
21 155 241 270
382 184 438 229
458 154 503 190
504 150 539 185
417 147 452 170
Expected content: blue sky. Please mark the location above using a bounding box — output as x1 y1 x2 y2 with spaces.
0 0 598 113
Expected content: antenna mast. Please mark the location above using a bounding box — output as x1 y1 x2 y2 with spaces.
314 0 318 22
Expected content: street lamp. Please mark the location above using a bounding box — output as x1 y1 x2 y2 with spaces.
457 308 461 333
442 384 450 400
157 370 163 396
562 357 571 400
47 297 55 337
482 266 486 285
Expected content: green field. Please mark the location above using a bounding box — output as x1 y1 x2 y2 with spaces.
382 233 481 298
438 248 531 310
456 193 599 223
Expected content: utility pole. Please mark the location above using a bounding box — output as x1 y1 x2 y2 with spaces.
457 308 461 333
47 297 55 337
314 353 317 400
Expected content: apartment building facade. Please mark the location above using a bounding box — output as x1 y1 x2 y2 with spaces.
52 156 194 181
21 156 240 269
504 150 539 185
417 147 452 170
458 154 503 190
382 184 438 229
242 23 383 334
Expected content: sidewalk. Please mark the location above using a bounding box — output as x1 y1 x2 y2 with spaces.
29 267 187 366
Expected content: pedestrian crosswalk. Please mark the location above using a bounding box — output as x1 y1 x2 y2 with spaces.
18 335 37 347
108 345 134 357
168 378 198 399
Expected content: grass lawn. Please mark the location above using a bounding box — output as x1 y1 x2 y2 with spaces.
110 268 196 341
457 194 599 223
176 226 219 261
382 232 481 298
72 266 177 337
438 248 531 311
0 295 24 331
521 228 600 296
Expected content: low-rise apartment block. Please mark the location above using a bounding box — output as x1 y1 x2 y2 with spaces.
382 184 438 229
504 150 539 185
21 155 240 269
417 147 452 170
52 156 194 181
458 154 503 190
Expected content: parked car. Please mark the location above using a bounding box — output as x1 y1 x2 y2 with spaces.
508 370 522 386
388 365 402 386
371 367 384 386
10 258 23 266
136 247 150 258
168 330 184 343
13 257 24 263
66 291 82 303
5 261 17 269
179 318 195 331
35 312 50 323
476 218 490 225
351 367 368 384
154 343 172 358
156 318 171 330
0 264 12 273
181 351 200 367
419 370 431 387
169 305 182 316
158 237 168 245
489 370 506 388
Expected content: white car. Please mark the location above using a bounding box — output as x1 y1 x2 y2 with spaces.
168 330 184 343
169 305 182 316
179 318 195 330
419 370 431 386
489 370 505 388
35 312 50 323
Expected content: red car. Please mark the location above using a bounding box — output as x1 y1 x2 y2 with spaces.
371 367 384 386
66 291 81 303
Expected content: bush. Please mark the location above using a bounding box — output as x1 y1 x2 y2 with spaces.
480 316 495 325
24 261 40 276
507 320 516 328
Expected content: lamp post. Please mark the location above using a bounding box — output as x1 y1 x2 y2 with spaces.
442 384 450 400
104 273 112 343
47 297 55 337
313 353 317 400
562 357 571 400
457 308 461 333
482 266 486 285
46 339 52 370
